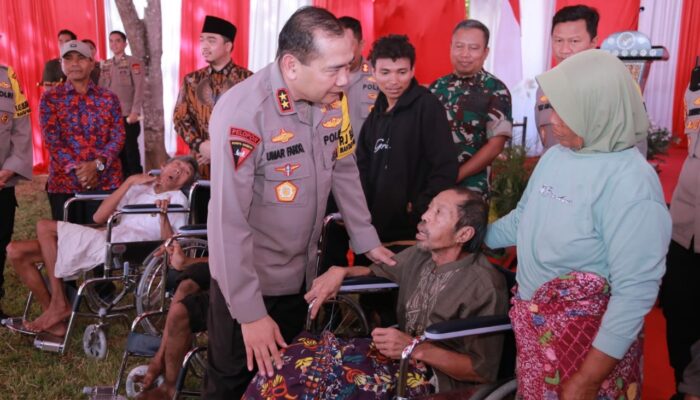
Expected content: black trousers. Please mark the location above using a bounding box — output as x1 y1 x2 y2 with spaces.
47 192 101 223
204 279 307 399
0 187 17 299
660 239 700 392
119 118 143 177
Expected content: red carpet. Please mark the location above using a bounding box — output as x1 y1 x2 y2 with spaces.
642 145 687 399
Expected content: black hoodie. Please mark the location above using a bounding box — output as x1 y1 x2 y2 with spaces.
357 78 458 243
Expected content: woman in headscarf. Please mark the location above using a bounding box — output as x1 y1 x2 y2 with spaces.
485 49 671 399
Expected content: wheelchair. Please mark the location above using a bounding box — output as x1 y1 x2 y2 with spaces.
2 191 191 357
307 213 519 399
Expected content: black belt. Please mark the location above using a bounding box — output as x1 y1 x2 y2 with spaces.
689 108 700 117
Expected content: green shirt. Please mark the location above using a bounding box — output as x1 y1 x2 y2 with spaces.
430 70 513 195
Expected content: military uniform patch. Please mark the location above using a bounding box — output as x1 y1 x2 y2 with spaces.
275 181 298 202
229 128 261 170
337 95 356 159
322 117 341 128
274 163 300 177
362 63 370 73
0 113 9 123
272 128 294 143
277 89 293 113
132 63 141 75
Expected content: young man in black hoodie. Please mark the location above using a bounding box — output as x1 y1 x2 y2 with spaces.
355 35 458 326
358 34 457 246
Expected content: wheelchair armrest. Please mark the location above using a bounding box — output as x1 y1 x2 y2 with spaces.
194 180 210 188
130 310 166 332
74 191 112 200
424 315 511 341
339 276 398 292
120 204 188 213
177 224 207 235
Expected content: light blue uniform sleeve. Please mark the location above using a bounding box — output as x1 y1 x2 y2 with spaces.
593 199 671 359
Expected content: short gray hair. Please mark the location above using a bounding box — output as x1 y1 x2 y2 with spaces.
453 19 490 47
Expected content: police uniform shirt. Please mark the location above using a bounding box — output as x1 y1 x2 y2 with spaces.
0 65 32 187
208 62 381 323
345 58 378 136
535 86 556 150
42 58 66 85
670 85 700 252
98 54 144 117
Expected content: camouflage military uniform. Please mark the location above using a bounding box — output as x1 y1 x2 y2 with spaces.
429 70 512 195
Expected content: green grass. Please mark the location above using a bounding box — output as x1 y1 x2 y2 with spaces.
0 176 141 399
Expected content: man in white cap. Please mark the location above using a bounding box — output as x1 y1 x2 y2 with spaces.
39 40 125 223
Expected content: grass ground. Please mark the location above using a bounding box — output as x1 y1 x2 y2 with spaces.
0 176 135 399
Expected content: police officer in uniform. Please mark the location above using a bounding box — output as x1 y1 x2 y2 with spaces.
661 69 700 399
206 7 395 398
322 16 380 269
99 30 144 177
0 65 32 317
340 16 378 135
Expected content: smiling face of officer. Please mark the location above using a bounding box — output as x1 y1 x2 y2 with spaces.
450 28 489 77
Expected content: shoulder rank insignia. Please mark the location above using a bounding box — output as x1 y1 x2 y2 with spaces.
275 181 298 202
276 88 293 113
272 128 294 143
322 117 342 128
274 163 300 177
229 127 261 170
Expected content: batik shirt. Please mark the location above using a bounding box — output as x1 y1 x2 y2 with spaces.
40 81 125 193
429 70 512 194
173 60 252 178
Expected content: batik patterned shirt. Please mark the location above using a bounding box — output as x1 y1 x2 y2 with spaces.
40 81 125 193
173 60 252 178
429 70 512 194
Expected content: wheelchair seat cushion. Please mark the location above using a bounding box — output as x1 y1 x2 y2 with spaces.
243 330 432 399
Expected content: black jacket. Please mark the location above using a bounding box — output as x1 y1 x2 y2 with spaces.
357 79 458 242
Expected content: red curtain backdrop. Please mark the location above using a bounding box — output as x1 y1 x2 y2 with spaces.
313 0 375 58
555 0 640 43
373 0 467 84
0 0 106 174
673 0 700 143
176 0 250 155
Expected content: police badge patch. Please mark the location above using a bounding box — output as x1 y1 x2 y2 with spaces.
229 128 261 170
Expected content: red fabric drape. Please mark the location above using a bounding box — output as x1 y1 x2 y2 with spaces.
313 0 375 58
175 0 250 155
0 0 107 174
373 0 467 84
555 0 640 43
672 0 700 143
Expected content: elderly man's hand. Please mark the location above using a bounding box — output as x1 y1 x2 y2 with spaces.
365 246 397 266
371 327 414 359
155 198 171 215
166 240 188 271
304 266 347 320
560 372 602 400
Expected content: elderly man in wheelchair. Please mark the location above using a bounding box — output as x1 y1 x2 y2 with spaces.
5 156 197 338
243 187 509 398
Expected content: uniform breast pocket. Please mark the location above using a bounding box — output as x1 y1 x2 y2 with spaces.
0 99 15 136
262 158 312 207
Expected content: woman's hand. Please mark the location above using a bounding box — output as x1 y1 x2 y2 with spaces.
560 372 602 400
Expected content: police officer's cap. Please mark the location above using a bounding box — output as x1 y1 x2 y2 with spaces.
202 15 237 42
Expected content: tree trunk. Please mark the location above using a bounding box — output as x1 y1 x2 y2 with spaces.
114 0 168 170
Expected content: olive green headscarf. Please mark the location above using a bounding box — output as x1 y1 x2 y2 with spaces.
536 49 649 153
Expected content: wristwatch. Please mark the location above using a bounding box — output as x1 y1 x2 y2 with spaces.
95 159 105 172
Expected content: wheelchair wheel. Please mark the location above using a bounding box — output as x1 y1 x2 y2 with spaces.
125 364 163 399
83 324 108 360
483 379 517 400
135 237 208 335
309 295 369 338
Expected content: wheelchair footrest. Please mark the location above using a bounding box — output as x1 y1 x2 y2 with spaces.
125 332 162 357
34 332 65 352
2 317 37 336
82 386 126 399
